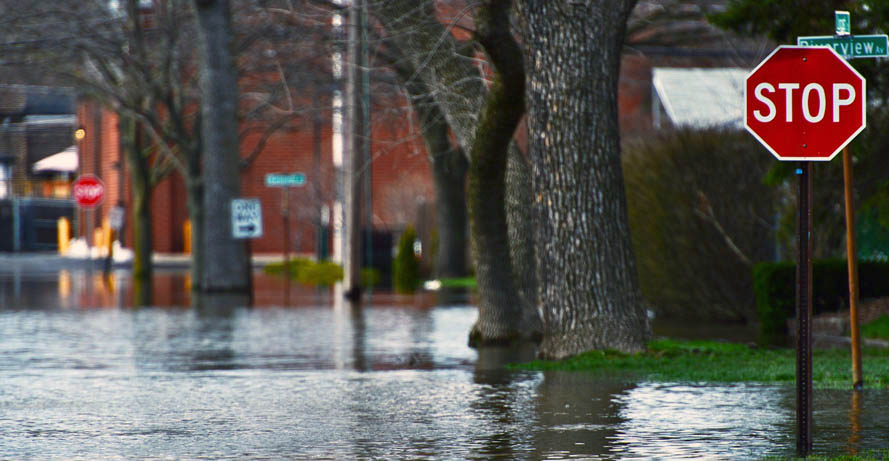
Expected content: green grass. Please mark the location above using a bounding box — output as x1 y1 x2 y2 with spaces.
861 315 889 340
765 449 889 460
514 339 889 388
439 277 477 288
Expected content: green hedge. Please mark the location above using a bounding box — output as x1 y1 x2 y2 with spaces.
753 259 889 345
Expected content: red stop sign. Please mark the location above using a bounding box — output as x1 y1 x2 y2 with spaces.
745 46 865 161
72 174 105 208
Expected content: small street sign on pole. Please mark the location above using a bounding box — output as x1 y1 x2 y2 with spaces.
265 172 306 187
231 198 263 239
835 10 851 36
264 172 306 280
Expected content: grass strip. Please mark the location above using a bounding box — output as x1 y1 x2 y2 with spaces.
514 339 889 388
439 277 477 288
861 315 889 340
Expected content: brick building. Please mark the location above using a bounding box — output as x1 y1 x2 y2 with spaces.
73 94 433 258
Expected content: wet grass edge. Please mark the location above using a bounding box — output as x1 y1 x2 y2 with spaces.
512 339 889 389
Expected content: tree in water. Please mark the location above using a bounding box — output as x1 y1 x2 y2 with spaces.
517 0 649 358
193 0 250 293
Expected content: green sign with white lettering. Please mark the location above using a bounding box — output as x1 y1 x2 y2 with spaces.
835 11 851 36
265 172 306 187
796 35 889 59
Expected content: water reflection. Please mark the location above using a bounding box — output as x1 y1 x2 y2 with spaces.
0 264 888 458
533 372 632 459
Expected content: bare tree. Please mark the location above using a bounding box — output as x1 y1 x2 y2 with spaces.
369 0 541 345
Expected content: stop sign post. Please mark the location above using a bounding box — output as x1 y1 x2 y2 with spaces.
745 45 867 457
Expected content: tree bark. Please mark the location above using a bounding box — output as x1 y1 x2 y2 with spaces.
467 0 540 345
193 0 249 293
371 0 540 344
121 114 153 305
518 0 649 358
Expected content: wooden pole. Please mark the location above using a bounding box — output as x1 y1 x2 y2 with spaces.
843 146 863 389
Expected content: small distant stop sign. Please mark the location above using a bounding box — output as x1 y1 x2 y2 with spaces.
745 46 866 161
72 175 105 208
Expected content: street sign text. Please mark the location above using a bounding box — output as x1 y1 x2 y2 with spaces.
265 173 306 187
231 198 263 239
796 35 889 59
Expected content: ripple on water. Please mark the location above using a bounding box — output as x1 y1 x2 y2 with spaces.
0 271 888 459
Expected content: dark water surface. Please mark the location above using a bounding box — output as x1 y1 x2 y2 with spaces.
0 266 887 459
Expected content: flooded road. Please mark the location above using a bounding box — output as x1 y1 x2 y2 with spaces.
0 264 887 459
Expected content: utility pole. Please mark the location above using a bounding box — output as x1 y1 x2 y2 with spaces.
343 0 367 301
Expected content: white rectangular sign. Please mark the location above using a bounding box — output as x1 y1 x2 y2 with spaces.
231 198 263 239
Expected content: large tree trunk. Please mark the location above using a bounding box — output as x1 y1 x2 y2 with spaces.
371 0 539 343
518 0 649 358
468 0 540 345
193 0 249 293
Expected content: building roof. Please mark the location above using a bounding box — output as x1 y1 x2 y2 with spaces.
652 67 747 129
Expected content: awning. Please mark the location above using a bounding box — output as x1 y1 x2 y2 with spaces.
32 145 78 173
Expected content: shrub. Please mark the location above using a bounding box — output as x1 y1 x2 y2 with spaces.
753 259 889 345
263 258 343 286
393 226 421 294
623 127 779 322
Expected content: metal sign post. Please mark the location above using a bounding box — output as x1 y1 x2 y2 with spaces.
265 172 305 281
796 162 814 456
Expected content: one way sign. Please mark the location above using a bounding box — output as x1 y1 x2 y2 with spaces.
231 198 263 239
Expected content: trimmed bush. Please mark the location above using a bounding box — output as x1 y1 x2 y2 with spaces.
753 259 889 345
393 226 421 294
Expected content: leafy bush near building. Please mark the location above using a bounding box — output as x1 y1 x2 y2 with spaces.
393 226 421 294
264 258 344 286
753 259 889 345
623 128 779 322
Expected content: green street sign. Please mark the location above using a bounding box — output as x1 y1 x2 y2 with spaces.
835 10 851 36
265 172 306 187
796 35 889 59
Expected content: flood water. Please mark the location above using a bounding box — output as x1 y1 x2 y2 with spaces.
0 262 887 459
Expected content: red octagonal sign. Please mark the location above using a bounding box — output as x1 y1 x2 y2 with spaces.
72 174 105 208
745 46 866 161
